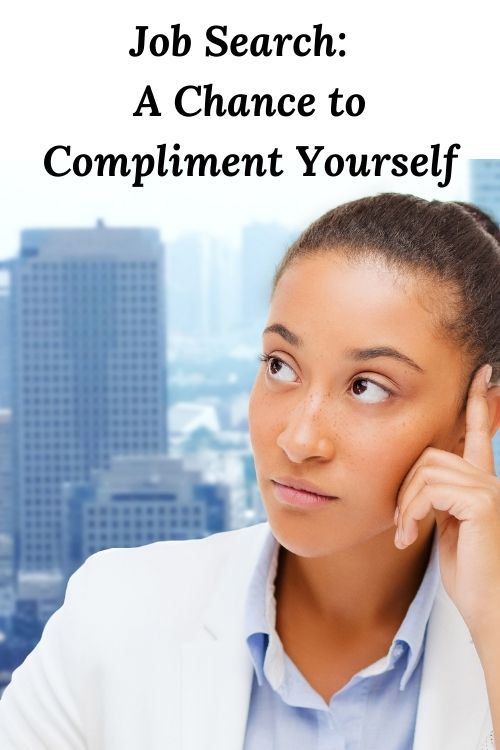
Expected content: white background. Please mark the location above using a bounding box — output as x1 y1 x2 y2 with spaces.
0 0 498 257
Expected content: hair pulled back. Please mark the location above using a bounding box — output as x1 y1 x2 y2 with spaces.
272 193 500 400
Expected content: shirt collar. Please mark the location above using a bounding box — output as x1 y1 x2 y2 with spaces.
244 524 281 686
393 523 440 689
244 523 441 691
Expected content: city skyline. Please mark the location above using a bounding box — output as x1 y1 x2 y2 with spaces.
7 227 167 587
0 160 498 694
0 159 472 262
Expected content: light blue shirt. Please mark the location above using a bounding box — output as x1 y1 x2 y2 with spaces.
242 524 440 750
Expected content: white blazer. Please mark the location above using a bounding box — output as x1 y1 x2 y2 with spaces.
0 521 495 750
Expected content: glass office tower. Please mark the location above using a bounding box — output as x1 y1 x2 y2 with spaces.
470 159 500 223
9 224 167 581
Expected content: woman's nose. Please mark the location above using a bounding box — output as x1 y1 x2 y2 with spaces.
276 394 336 463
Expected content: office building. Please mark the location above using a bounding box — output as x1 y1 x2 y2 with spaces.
7 223 166 592
0 410 12 540
241 223 296 333
0 278 10 408
167 234 241 339
63 454 229 575
470 160 500 471
470 160 500 222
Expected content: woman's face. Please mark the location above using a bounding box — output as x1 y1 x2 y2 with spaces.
248 253 472 557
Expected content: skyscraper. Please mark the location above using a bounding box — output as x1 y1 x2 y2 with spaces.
8 223 167 584
166 234 241 339
0 409 14 598
241 223 296 334
469 160 500 471
470 160 500 222
63 454 229 576
0 277 10 409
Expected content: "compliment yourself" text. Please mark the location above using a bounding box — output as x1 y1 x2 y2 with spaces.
44 143 461 188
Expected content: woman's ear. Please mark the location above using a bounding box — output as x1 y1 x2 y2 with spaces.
450 384 500 457
486 384 500 438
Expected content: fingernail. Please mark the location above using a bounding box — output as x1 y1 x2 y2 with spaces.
484 364 493 386
394 506 400 525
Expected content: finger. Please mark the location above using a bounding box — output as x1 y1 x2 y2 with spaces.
463 364 494 473
396 483 491 548
396 462 483 523
395 447 481 522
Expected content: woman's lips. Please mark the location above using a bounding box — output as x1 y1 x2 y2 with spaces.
271 479 339 507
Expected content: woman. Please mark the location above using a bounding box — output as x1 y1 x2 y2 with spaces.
0 193 499 750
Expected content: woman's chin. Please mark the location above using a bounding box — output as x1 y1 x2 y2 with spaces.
265 512 355 558
264 504 397 559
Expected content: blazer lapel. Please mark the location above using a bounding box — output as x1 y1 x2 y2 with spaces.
181 523 271 750
181 634 254 750
181 523 493 750
412 581 491 750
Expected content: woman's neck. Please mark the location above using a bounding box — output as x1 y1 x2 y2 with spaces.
274 515 437 640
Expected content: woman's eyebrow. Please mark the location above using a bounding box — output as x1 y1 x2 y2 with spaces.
345 346 425 373
263 323 303 347
262 323 425 373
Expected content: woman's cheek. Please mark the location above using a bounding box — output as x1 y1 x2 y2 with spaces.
248 378 275 451
347 415 429 497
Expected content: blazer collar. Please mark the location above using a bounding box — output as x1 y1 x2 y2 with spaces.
412 579 491 750
181 522 270 750
181 522 492 750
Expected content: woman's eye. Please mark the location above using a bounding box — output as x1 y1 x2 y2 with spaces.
258 354 297 383
351 378 391 404
257 356 390 401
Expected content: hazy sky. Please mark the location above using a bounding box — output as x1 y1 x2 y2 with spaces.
0 159 471 261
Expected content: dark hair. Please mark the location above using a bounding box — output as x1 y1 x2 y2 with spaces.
272 193 500 412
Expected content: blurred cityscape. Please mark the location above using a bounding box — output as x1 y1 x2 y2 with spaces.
0 160 499 694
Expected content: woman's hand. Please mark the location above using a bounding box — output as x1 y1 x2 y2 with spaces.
394 363 500 639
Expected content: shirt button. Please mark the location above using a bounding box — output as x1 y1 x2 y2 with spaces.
393 644 404 657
